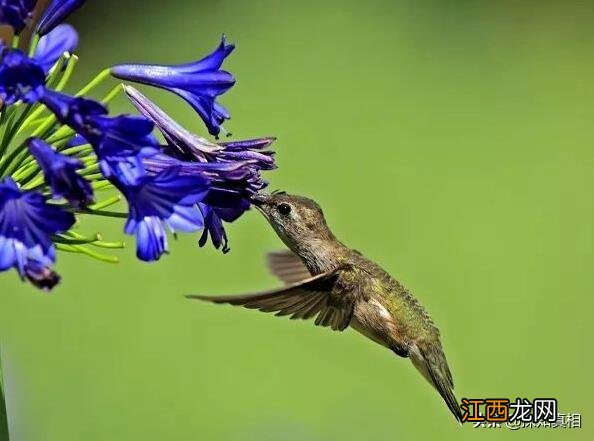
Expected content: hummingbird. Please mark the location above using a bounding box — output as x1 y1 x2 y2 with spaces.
187 192 462 422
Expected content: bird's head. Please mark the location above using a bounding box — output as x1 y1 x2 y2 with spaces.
251 191 335 252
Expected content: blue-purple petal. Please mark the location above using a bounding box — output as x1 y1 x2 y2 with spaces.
33 23 78 73
0 178 75 290
36 0 86 36
40 90 160 186
0 48 46 105
198 204 229 253
28 137 94 209
0 0 36 34
112 36 235 136
121 168 209 261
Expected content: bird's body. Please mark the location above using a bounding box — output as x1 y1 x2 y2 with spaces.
188 193 462 422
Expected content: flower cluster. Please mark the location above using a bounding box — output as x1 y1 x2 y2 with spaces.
0 1 276 290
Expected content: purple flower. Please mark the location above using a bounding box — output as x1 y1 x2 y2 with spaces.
33 23 78 73
123 84 220 159
215 138 277 171
66 133 87 147
198 204 229 253
120 167 209 261
0 47 46 105
0 0 36 34
142 153 260 234
28 137 94 209
125 85 276 169
112 37 235 136
123 85 276 252
40 89 108 133
36 0 85 36
125 85 274 193
0 178 75 290
41 90 159 185
90 114 159 185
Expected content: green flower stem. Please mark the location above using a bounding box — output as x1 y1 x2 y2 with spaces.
59 144 93 156
19 116 47 131
77 208 127 219
30 114 57 139
0 106 9 134
0 106 15 160
55 56 79 92
90 240 125 249
76 68 111 97
91 181 113 191
65 231 125 249
6 118 60 175
102 84 123 104
79 174 103 183
79 157 97 167
48 131 76 148
18 155 98 187
44 56 70 90
79 165 100 176
10 160 40 182
0 142 29 178
0 105 34 168
53 233 101 245
15 107 49 137
89 195 121 210
61 231 96 240
8 142 91 180
20 175 45 190
55 243 119 263
45 126 74 145
28 34 40 57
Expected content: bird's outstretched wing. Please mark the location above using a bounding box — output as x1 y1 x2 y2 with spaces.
266 250 311 284
187 268 355 331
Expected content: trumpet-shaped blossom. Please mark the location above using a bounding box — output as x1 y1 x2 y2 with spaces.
0 0 36 34
89 114 159 185
125 85 276 169
0 178 75 290
123 84 220 160
41 90 159 185
41 89 106 131
124 85 275 250
125 85 275 195
0 47 46 105
120 168 209 261
112 37 235 136
33 23 78 73
36 0 85 36
28 138 93 209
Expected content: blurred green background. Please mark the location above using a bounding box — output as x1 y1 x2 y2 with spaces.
1 0 594 440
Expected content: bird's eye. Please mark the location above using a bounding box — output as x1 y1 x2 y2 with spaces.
277 203 292 216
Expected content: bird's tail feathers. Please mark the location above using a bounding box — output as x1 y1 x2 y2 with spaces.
410 340 462 423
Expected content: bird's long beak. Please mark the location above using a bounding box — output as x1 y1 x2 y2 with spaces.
251 193 274 220
250 193 271 207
